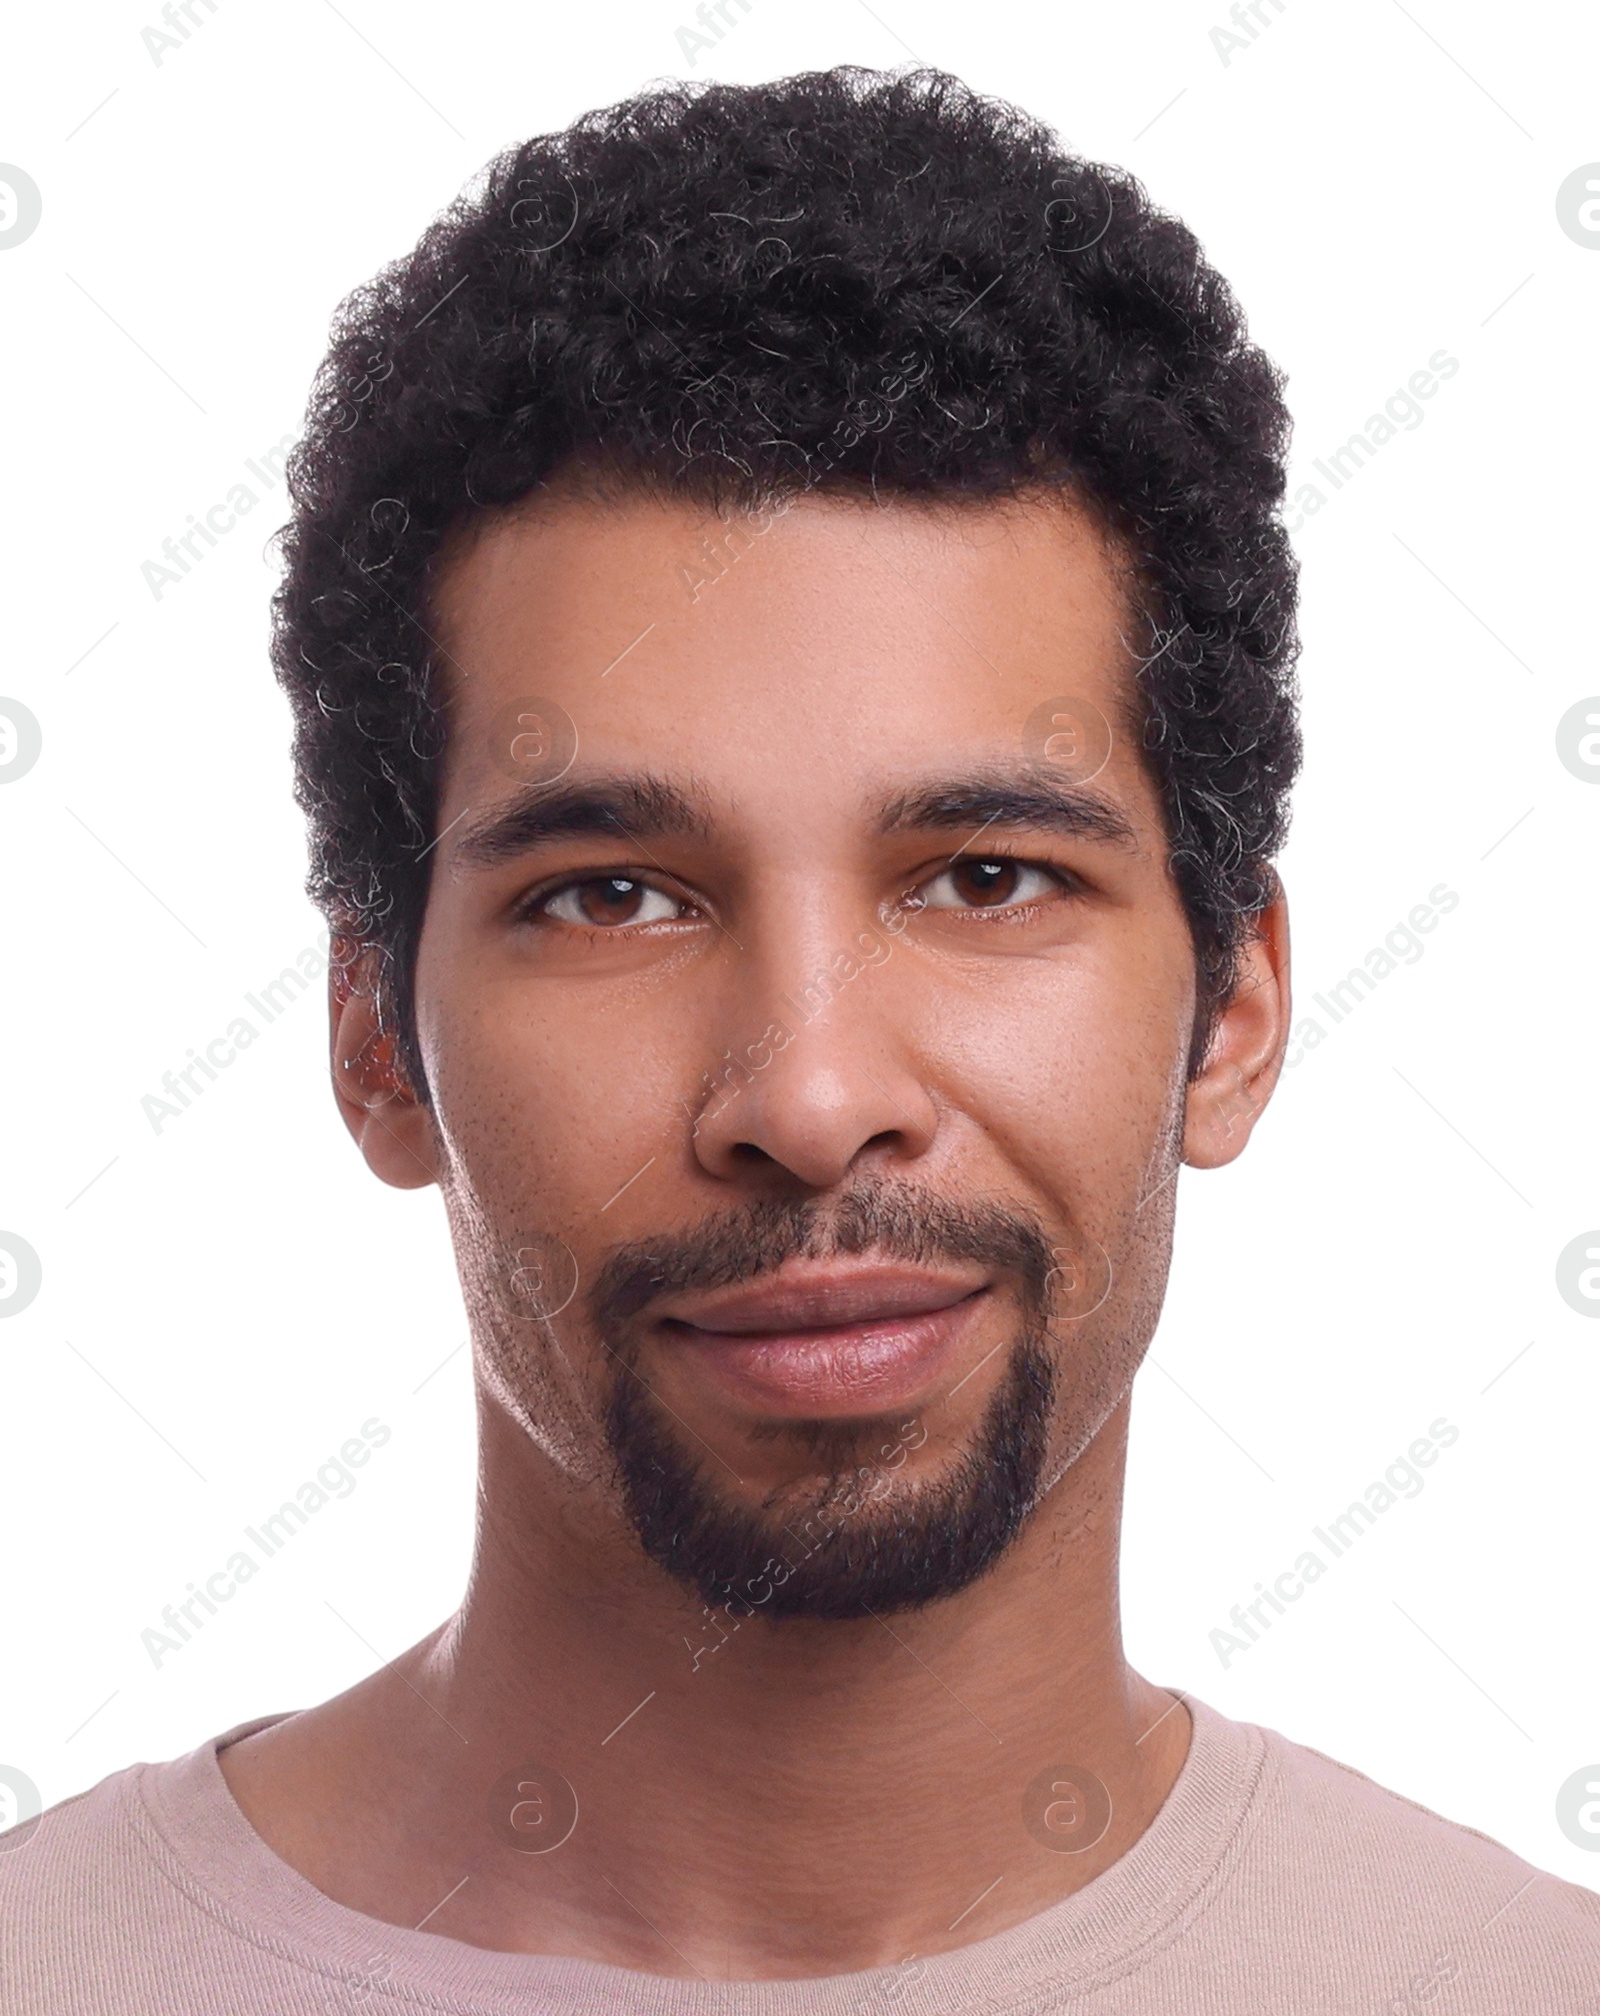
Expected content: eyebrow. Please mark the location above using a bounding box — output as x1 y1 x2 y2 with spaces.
876 769 1140 851
451 762 1140 869
454 774 712 867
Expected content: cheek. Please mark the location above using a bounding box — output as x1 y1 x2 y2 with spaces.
920 947 1189 1209
419 961 699 1220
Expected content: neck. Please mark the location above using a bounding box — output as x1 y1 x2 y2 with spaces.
221 1389 1191 1980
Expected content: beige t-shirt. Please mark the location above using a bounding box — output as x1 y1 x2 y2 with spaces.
3 1691 1597 2013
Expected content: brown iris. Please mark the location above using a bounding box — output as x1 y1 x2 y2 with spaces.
948 860 1026 907
569 876 649 925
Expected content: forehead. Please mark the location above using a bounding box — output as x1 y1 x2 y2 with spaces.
427 485 1150 820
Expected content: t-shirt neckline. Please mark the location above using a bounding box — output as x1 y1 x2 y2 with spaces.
128 1687 1270 2016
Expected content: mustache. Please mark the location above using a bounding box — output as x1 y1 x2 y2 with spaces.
589 1179 1059 1333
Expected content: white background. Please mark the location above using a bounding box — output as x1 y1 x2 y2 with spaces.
2 0 1597 1897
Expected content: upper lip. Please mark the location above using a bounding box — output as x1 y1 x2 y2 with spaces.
656 1263 989 1336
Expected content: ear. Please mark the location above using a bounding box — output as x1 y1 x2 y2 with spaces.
328 940 441 1191
1182 883 1291 1170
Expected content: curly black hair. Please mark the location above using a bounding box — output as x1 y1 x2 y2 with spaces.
270 64 1300 1100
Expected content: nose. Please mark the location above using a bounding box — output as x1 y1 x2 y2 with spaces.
689 924 939 1192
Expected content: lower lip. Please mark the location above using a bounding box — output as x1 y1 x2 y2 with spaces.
663 1293 986 1417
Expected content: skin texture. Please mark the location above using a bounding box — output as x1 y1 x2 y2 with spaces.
220 483 1291 1979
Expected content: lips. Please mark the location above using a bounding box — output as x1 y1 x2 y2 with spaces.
655 1264 991 1417
660 1263 987 1334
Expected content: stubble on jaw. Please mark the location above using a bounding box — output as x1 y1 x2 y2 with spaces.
451 1132 1182 1625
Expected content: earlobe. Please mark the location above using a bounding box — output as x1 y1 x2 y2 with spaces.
327 947 441 1191
1181 888 1292 1171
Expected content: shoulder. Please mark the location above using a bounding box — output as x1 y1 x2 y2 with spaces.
1257 1709 1592 1887
0 1760 154 2011
0 1756 140 1895
1213 1700 1600 2001
0 1720 293 2016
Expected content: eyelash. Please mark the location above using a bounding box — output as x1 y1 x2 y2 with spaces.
516 853 1077 931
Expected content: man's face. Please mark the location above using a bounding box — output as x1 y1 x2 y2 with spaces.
341 485 1275 1617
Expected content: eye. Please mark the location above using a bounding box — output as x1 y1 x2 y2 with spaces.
534 875 690 928
909 858 1067 912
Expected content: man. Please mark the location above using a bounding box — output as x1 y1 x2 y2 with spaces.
6 64 1596 2014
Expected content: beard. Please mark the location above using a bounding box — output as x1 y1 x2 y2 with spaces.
589 1180 1062 1620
